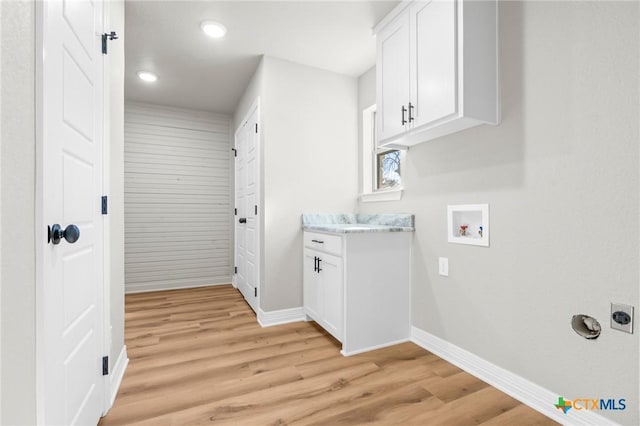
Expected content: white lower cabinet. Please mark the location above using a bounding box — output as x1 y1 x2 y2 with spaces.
303 230 411 356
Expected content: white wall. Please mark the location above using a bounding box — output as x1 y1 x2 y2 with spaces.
124 102 233 293
0 1 36 423
359 2 639 425
234 56 359 311
108 0 126 379
234 58 265 131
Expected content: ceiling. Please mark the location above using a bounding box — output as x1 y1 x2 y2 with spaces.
124 1 399 114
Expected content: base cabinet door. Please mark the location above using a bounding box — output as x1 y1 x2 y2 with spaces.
317 253 343 341
303 249 321 321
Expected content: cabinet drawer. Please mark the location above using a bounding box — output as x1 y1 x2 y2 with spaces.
304 231 343 256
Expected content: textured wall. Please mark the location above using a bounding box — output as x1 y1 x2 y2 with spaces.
359 2 639 424
0 1 36 423
124 102 232 292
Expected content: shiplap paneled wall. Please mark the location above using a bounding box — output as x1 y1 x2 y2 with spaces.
124 102 232 293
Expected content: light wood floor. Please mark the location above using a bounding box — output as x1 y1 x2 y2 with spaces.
99 285 557 426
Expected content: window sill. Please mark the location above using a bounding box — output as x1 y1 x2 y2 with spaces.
359 188 403 203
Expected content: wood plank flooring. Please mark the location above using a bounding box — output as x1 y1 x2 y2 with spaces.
99 285 557 426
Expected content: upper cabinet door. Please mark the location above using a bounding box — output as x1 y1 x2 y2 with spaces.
376 10 411 143
410 0 457 127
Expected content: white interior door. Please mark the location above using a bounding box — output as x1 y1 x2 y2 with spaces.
39 0 106 424
234 122 248 299
234 103 260 313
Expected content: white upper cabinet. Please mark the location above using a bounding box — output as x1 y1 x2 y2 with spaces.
375 0 499 147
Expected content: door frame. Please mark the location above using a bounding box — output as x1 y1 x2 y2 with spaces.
100 0 113 414
34 0 112 421
233 97 261 314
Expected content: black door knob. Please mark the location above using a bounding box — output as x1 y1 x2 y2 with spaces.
48 224 81 245
239 218 247 224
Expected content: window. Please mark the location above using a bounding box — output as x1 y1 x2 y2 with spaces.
376 149 401 190
361 105 404 202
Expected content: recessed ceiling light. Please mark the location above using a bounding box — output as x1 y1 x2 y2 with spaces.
201 21 227 39
137 71 158 83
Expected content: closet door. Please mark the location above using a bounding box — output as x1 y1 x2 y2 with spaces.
235 121 249 304
234 104 260 313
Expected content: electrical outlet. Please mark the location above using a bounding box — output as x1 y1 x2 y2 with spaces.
611 303 634 334
438 257 449 277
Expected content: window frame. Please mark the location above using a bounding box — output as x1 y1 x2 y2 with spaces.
360 104 404 203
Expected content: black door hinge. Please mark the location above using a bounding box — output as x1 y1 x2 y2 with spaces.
101 196 108 215
102 356 109 375
234 266 237 274
255 123 258 133
254 287 257 297
254 205 257 215
231 148 237 157
101 31 118 55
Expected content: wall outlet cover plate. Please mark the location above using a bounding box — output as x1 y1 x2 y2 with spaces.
610 303 634 334
438 257 449 277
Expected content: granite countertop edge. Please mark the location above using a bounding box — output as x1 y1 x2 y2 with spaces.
301 213 415 234
302 224 414 234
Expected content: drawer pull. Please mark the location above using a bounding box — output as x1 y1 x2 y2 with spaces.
311 239 324 244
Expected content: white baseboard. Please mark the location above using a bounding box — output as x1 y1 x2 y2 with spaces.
125 281 231 294
341 337 410 357
257 307 306 327
411 327 618 426
108 345 128 409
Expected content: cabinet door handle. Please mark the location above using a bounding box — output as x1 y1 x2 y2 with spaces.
408 102 414 123
311 239 324 244
313 256 318 272
317 257 322 273
401 105 407 125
